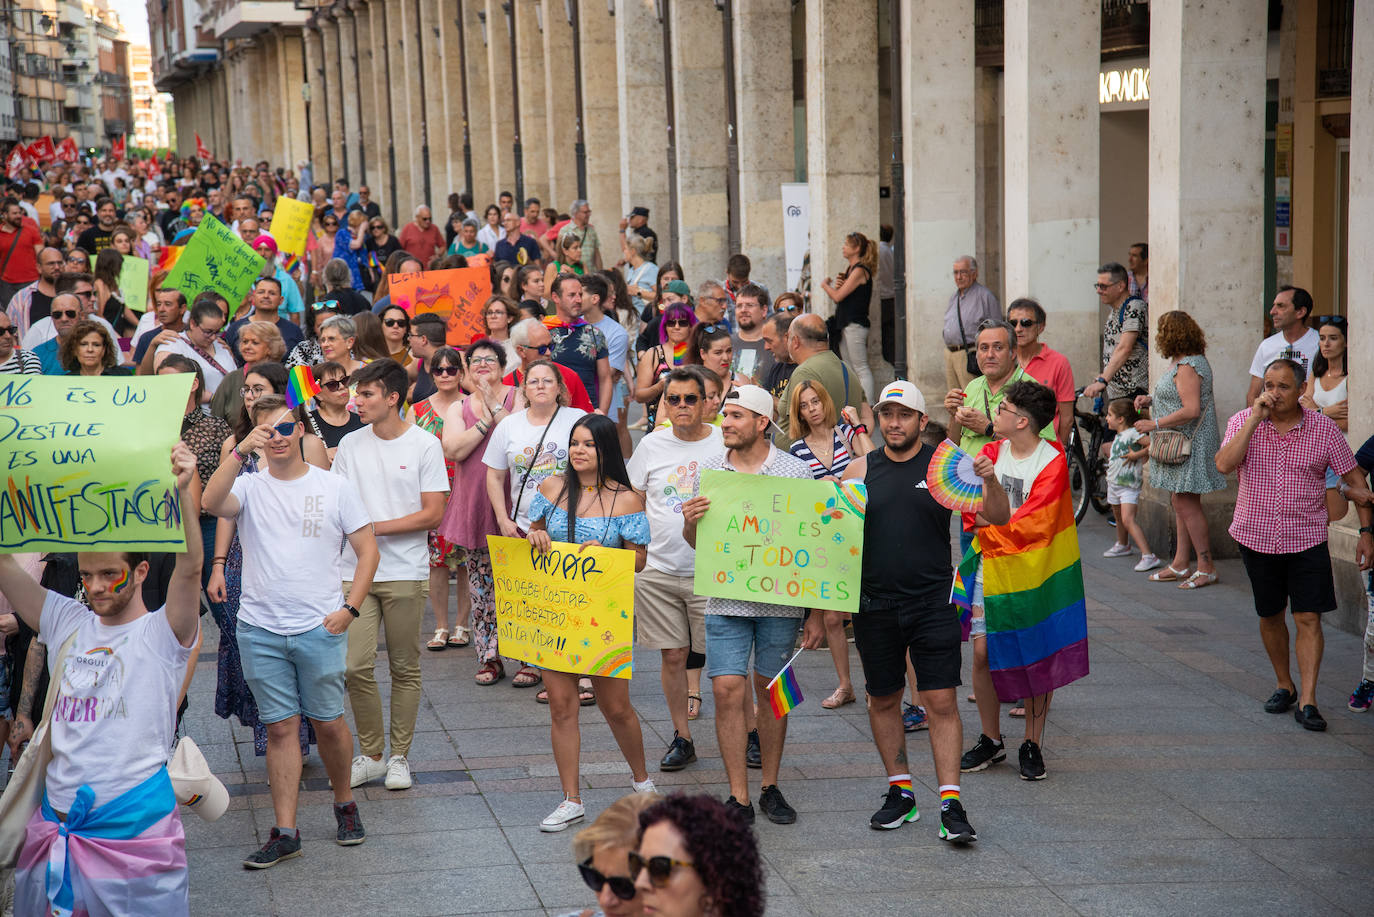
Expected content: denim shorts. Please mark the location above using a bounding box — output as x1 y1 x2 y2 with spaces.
705 614 801 680
238 622 348 724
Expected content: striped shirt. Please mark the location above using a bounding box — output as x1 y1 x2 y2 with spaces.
789 423 858 480
0 348 42 374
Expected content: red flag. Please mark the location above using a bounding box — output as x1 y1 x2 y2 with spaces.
164 150 174 163
194 133 211 160
5 145 26 180
147 156 161 179
28 136 56 163
56 136 79 164
111 134 126 160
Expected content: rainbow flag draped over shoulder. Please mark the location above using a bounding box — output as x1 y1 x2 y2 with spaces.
974 440 1088 701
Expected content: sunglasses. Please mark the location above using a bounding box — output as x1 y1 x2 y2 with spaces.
1010 318 1038 328
323 220 338 227
701 324 723 334
520 343 551 355
664 319 691 328
1312 315 1346 325
626 852 694 888
578 861 636 902
320 379 349 392
311 300 339 311
383 318 410 328
666 393 700 406
370 224 384 231
0 326 14 337
51 309 78 319
432 365 462 377
269 420 297 437
781 303 801 312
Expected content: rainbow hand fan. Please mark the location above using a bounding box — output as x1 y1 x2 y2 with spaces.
926 439 984 513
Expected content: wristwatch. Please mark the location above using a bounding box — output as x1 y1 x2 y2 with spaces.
1360 526 1374 536
343 603 360 618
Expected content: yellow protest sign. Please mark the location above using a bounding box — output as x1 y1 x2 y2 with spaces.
0 374 193 553
488 534 635 679
118 254 150 314
269 197 314 258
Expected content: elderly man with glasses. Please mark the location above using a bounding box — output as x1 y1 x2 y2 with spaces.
1082 261 1149 401
504 317 595 412
400 205 445 264
943 255 1001 391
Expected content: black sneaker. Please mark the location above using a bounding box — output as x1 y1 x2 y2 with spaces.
870 785 919 830
758 785 796 825
1264 688 1298 714
938 799 977 844
335 801 366 845
1294 704 1327 732
1018 740 1047 780
243 827 302 869
960 734 1006 773
659 733 697 771
724 795 755 824
745 729 761 769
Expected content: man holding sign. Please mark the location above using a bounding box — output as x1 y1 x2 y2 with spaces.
682 385 823 826
0 441 202 915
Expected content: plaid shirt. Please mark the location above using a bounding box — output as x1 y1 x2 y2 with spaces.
1224 408 1356 554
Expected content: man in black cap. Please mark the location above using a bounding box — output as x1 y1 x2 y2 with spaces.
620 206 658 263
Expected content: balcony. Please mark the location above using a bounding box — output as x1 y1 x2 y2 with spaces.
64 84 93 108
105 118 128 136
975 0 1150 68
215 1 309 40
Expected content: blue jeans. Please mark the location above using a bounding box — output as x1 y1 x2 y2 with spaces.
704 614 801 680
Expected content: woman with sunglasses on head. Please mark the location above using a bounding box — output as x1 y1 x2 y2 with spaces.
379 305 414 368
527 414 654 831
211 320 286 424
207 365 328 759
555 793 659 917
633 794 764 917
286 299 340 367
634 302 697 430
1299 314 1350 522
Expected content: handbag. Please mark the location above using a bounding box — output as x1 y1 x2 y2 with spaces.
0 630 79 868
1149 429 1193 465
955 290 979 376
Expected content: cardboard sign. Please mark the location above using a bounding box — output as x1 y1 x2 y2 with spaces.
388 267 491 347
162 214 265 306
118 255 150 314
692 470 866 613
489 534 634 679
269 196 314 258
0 374 193 552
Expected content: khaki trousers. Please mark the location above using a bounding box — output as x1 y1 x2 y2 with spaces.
343 579 428 758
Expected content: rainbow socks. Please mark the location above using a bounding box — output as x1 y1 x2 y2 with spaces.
889 774 915 800
939 785 961 811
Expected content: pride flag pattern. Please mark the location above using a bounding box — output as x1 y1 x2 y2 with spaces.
967 440 1088 701
766 650 804 718
285 364 321 409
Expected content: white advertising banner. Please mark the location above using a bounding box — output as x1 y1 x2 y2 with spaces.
780 182 809 291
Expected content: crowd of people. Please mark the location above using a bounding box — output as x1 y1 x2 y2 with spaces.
0 154 1371 917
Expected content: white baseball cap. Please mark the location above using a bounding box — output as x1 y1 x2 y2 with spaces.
724 384 775 419
874 380 927 414
169 738 230 822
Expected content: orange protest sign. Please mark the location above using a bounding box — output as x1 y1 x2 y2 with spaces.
387 267 491 347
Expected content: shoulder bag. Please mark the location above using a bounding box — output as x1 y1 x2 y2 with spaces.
509 407 561 527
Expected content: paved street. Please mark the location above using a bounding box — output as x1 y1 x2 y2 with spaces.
183 512 1374 916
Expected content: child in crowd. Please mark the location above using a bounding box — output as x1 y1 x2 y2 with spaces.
1101 398 1159 572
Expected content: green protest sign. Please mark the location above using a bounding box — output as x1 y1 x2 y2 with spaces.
0 374 193 553
692 469 866 612
119 254 150 314
162 214 265 305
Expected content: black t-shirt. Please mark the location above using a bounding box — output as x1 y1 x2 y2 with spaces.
76 224 115 255
1355 435 1374 473
411 361 437 404
764 360 796 403
28 288 53 324
310 409 365 449
324 287 372 316
860 444 954 607
350 201 381 219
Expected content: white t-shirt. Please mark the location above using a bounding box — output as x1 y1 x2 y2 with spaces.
156 334 237 398
627 425 724 576
332 424 449 581
593 314 629 377
1248 327 1320 379
230 465 373 635
39 592 195 810
21 314 118 352
482 407 587 533
133 307 159 342
993 438 1060 513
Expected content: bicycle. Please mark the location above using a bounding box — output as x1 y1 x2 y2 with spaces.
1066 387 1111 523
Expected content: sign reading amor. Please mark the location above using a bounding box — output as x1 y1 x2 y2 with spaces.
489 534 635 679
692 470 866 613
0 374 193 552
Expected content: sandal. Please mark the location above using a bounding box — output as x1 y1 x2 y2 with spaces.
686 693 702 721
447 626 471 647
536 688 550 704
474 660 504 685
1178 570 1218 590
578 679 596 706
426 628 449 651
1009 705 1026 718
512 667 542 688
821 687 856 709
1149 564 1191 583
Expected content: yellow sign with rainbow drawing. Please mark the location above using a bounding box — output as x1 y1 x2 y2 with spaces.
488 535 635 679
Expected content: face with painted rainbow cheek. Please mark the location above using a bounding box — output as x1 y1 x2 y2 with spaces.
78 553 146 618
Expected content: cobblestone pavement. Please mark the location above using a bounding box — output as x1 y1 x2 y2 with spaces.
183 513 1374 916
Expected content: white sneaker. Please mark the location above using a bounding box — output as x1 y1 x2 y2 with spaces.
540 798 586 832
1102 543 1134 558
350 755 388 788
632 778 657 795
384 754 412 790
1134 554 1162 572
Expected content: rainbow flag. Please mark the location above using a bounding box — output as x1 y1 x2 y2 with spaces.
950 542 979 641
766 649 805 719
285 364 321 409
282 252 301 275
975 439 1088 702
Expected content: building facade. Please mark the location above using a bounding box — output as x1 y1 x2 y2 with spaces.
129 43 171 149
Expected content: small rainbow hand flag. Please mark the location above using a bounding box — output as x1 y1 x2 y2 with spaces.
950 541 980 641
285 364 322 409
766 648 805 719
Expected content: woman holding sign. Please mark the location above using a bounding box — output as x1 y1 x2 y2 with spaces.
526 414 655 832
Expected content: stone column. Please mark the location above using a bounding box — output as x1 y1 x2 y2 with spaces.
514 0 549 203
303 25 328 180
436 0 466 195
347 6 378 195
901 0 976 407
670 0 727 284
580 0 620 221
615 0 668 232
280 30 309 172
486 0 517 202
461 0 496 203
367 0 401 224
542 0 577 210
261 34 283 164
1002 0 1100 379
414 0 440 208
320 16 346 181
334 7 363 186
805 0 878 315
734 0 793 296
386 0 416 215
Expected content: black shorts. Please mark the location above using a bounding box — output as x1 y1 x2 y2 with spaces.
1238 542 1338 618
851 599 962 696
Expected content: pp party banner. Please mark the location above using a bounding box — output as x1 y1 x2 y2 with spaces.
269 196 314 258
118 255 150 314
388 267 491 347
162 214 265 306
692 469 866 613
0 374 193 553
488 534 635 679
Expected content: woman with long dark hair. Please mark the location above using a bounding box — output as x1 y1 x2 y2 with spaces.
1299 314 1350 521
527 414 653 832
634 302 697 429
633 794 764 917
820 230 878 399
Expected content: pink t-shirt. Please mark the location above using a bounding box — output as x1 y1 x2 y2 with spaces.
1022 343 1075 403
399 222 445 263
